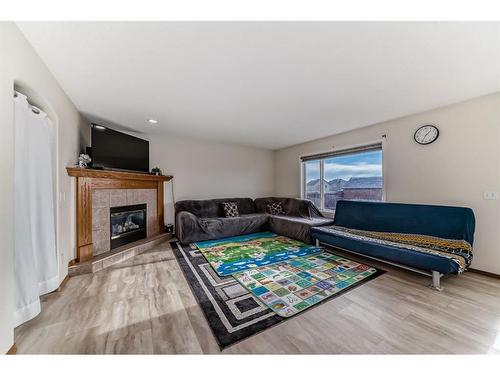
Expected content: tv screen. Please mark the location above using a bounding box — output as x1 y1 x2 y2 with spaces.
91 125 149 172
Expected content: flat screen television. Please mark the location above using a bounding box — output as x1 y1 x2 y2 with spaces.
91 124 149 173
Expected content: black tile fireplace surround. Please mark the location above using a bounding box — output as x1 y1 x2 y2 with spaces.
110 204 147 249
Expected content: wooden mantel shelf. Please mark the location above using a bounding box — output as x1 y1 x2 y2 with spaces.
66 167 172 182
66 167 173 263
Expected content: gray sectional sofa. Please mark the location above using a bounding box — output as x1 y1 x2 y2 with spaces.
175 197 334 244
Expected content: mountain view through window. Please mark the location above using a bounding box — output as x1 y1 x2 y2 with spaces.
304 149 383 211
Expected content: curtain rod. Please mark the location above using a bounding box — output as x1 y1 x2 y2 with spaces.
300 142 383 162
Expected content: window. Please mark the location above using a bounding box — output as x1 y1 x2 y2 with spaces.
302 144 383 212
304 160 321 208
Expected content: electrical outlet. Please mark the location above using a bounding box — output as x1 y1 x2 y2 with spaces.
483 191 498 200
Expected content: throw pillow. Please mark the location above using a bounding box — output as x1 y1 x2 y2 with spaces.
222 202 239 217
267 201 285 215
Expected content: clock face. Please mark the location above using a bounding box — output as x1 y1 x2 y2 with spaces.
414 125 439 145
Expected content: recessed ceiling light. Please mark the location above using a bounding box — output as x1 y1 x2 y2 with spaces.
94 125 106 130
147 119 158 124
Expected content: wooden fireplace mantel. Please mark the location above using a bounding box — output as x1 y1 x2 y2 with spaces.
67 167 173 262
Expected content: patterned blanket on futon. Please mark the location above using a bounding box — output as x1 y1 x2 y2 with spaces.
321 225 473 273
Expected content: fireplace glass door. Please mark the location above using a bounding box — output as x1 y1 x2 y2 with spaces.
110 204 147 249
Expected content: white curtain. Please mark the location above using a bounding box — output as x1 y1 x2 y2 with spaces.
14 92 58 327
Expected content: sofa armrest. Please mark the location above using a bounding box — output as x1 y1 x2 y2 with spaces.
300 199 324 218
175 211 200 244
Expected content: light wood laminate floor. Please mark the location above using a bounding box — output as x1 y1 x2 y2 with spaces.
15 241 500 354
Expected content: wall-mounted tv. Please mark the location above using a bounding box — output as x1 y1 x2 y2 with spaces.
91 125 149 173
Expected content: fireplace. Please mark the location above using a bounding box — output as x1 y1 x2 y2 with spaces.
110 204 147 249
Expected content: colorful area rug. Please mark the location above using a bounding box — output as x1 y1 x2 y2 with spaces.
235 252 380 317
194 232 321 276
172 240 383 349
172 241 283 348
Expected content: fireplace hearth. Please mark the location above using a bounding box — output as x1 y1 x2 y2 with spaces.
110 204 147 249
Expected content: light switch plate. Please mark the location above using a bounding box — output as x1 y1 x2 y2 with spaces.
483 191 498 200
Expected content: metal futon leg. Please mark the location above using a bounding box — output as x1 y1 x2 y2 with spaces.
316 239 444 291
431 271 443 291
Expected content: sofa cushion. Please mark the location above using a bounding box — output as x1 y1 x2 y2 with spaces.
333 200 475 245
268 215 334 244
266 201 284 215
222 201 239 217
176 212 269 244
312 227 462 275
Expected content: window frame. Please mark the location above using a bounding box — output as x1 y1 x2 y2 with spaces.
301 141 386 215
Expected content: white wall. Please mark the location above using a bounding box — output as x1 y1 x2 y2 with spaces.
275 93 500 275
149 134 275 224
0 23 16 354
0 22 86 352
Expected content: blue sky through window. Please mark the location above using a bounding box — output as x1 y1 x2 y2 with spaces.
306 150 382 182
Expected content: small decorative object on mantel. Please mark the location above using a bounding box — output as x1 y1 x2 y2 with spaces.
151 167 162 175
77 153 91 168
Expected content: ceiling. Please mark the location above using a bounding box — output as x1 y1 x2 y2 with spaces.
17 22 500 150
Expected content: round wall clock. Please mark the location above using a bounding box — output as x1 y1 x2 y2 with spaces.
414 124 439 145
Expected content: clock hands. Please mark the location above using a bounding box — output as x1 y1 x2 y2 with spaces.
423 129 432 141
